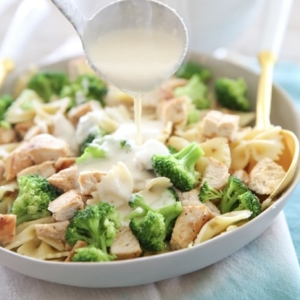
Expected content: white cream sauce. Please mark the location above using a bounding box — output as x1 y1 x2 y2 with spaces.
87 28 184 93
77 136 169 191
112 119 164 142
82 27 183 193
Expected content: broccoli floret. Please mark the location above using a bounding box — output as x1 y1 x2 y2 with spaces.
0 94 13 122
214 77 251 112
71 246 116 262
151 142 204 192
77 136 131 164
233 191 262 219
60 74 108 108
187 108 200 124
76 143 106 163
27 71 69 102
165 187 179 203
119 139 131 152
127 193 182 252
79 127 106 154
79 133 97 155
174 75 211 110
11 174 61 225
65 202 120 254
130 211 166 252
167 145 179 154
175 61 212 82
220 176 250 214
199 182 223 203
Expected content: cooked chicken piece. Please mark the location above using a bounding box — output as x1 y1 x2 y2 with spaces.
67 101 101 125
170 205 213 250
232 169 249 185
78 171 105 196
162 77 188 90
178 189 200 206
65 240 88 262
35 220 70 241
201 157 230 189
54 157 76 172
4 142 33 180
158 96 188 125
27 134 69 164
202 110 240 141
248 157 286 195
0 160 5 181
157 121 173 144
14 120 35 139
179 188 220 216
0 128 17 145
67 56 95 80
202 201 221 216
0 214 16 246
48 190 84 221
110 227 142 260
24 124 46 141
17 161 56 178
47 165 79 192
141 84 174 108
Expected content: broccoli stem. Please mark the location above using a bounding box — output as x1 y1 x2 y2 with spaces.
99 235 108 254
125 194 153 220
157 202 182 230
16 212 50 226
174 142 204 171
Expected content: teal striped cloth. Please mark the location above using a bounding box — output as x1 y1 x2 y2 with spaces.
274 61 300 262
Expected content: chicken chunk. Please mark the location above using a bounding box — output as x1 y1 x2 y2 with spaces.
65 240 88 262
0 128 17 145
27 134 69 164
201 157 230 189
157 96 188 125
141 84 174 108
248 157 286 195
202 110 240 141
78 171 105 196
170 204 213 250
47 165 79 192
110 227 142 260
48 190 84 221
67 101 101 125
232 169 249 185
0 214 16 246
17 161 56 178
162 77 188 90
54 157 76 172
35 220 70 241
178 189 200 206
24 124 46 141
14 120 35 139
4 142 33 180
0 160 5 181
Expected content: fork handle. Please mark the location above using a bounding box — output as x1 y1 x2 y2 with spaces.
0 58 15 90
255 51 277 130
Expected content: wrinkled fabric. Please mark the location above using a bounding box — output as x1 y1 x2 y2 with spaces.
0 0 299 295
1 212 299 300
275 61 300 263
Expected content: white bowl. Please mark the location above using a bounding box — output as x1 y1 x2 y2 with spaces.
0 53 299 288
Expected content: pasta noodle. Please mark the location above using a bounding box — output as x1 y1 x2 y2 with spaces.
200 137 231 168
17 238 69 260
95 162 134 218
5 90 43 124
194 210 252 244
